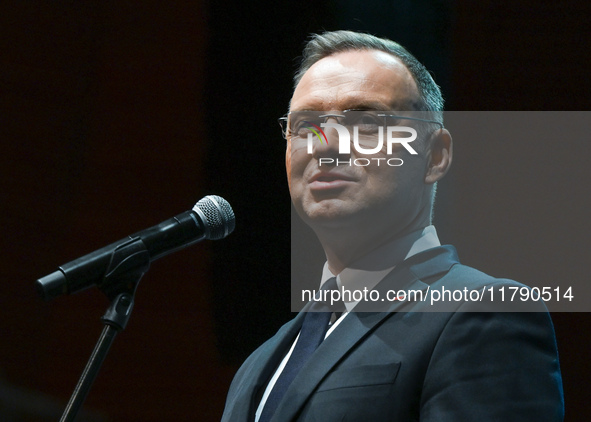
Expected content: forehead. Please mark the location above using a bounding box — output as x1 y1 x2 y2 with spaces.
291 50 419 112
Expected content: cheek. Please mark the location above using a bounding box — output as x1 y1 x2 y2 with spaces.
285 142 292 185
363 159 422 195
286 147 309 183
364 167 399 195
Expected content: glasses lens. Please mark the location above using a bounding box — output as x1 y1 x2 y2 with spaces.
283 111 441 147
342 111 381 134
289 112 324 139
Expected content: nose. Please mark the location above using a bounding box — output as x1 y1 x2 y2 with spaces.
312 115 349 160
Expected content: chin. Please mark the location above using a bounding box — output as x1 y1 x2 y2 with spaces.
300 200 362 228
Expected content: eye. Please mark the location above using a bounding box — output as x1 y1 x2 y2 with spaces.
377 113 404 126
386 116 403 126
291 116 321 137
347 112 381 133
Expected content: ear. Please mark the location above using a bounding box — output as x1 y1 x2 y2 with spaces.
424 128 452 184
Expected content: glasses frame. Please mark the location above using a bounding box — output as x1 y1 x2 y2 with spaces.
278 109 444 140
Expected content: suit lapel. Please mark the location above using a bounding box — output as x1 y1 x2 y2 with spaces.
270 245 459 421
363 245 460 312
224 313 305 421
269 310 392 421
253 313 306 389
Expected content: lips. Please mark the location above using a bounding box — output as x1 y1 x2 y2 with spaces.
310 171 356 182
309 171 356 189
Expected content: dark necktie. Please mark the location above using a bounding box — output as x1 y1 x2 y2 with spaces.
258 277 344 422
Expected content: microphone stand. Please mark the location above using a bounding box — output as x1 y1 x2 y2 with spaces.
59 237 151 422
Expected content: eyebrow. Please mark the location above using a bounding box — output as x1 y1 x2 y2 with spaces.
290 98 421 113
345 101 391 111
291 101 391 113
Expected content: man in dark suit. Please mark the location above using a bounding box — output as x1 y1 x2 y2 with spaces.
222 30 564 421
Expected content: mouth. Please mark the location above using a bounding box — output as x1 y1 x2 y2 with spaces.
309 172 356 190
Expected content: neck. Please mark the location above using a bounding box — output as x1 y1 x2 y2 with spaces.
314 212 430 275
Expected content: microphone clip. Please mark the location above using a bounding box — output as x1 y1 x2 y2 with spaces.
99 236 150 302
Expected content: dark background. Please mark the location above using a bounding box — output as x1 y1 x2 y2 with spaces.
1 1 589 420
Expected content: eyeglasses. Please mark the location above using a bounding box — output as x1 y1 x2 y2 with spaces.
278 110 443 140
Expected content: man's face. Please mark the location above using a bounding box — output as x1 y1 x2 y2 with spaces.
287 50 435 238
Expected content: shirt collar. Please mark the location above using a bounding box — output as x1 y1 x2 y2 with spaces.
320 225 441 311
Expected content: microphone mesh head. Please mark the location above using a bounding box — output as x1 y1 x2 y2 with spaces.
193 195 235 240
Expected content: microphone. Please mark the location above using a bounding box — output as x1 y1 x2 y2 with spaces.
36 195 235 300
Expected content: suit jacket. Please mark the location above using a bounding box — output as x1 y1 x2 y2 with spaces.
222 246 564 421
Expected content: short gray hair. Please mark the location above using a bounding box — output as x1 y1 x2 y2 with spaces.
294 30 444 121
